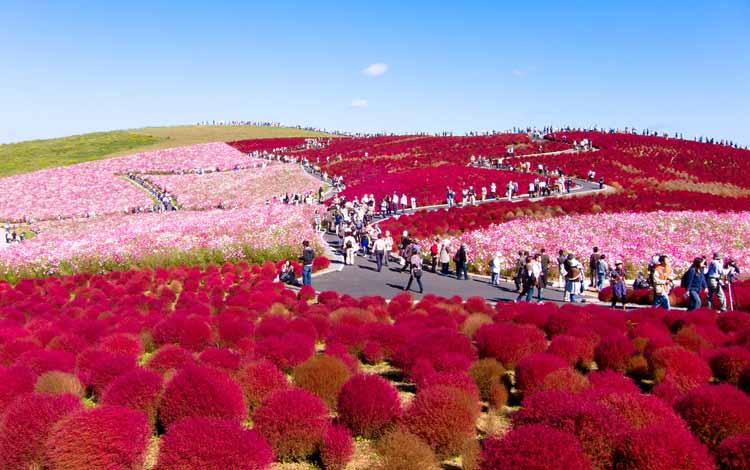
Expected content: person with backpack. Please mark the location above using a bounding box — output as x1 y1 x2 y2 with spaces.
439 239 452 275
653 255 674 310
299 241 315 286
403 250 424 294
430 238 440 273
516 256 537 302
589 247 600 289
596 254 609 291
682 257 707 311
610 261 627 309
342 231 357 266
564 254 584 303
373 234 386 272
399 231 413 272
707 252 729 312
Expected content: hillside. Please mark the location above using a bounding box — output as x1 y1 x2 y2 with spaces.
0 125 333 177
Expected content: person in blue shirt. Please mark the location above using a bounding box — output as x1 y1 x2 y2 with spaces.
683 257 708 311
706 253 728 311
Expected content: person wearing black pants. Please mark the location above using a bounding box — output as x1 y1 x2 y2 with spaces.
404 252 424 293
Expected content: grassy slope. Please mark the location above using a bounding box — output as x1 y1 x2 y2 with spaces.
0 125 333 177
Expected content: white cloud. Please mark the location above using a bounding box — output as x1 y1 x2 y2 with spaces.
362 63 389 77
350 98 368 108
512 69 527 78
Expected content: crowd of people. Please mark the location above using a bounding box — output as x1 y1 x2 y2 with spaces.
2 223 28 245
125 173 178 212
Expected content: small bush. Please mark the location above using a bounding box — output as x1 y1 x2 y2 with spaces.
256 332 316 372
198 347 242 372
337 374 401 439
375 428 440 470
45 405 150 470
539 368 590 394
76 349 137 398
155 417 274 470
480 424 591 470
514 353 568 395
253 387 330 461
159 364 247 428
0 393 81 470
235 360 289 412
586 370 640 395
594 390 685 430
293 354 352 410
709 346 750 385
321 424 355 470
100 367 163 427
0 365 36 412
548 334 595 368
145 344 195 375
14 348 76 375
402 385 480 458
613 423 715 470
461 437 481 470
649 346 711 392
468 358 506 403
716 435 750 470
675 384 750 450
594 335 636 372
475 322 547 369
35 371 85 397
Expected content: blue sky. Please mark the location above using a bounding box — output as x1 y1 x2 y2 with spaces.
1 0 748 144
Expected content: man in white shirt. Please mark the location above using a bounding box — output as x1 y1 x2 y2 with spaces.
373 235 387 272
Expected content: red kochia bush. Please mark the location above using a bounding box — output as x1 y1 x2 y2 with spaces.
45 405 150 470
76 349 137 397
514 353 568 395
548 334 595 368
159 364 247 428
337 374 401 439
613 423 715 470
480 424 591 470
675 384 750 450
321 424 355 470
475 322 547 369
709 346 750 385
0 393 82 469
155 417 274 470
253 388 330 461
649 346 711 392
0 365 35 412
594 335 636 372
235 360 289 411
716 435 750 470
146 344 195 375
592 391 685 430
101 367 163 427
402 385 480 458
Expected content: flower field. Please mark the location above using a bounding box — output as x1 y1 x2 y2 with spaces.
0 142 253 221
149 165 321 210
1 263 750 469
0 204 322 282
442 210 750 275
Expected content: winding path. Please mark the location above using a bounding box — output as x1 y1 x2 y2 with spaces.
311 172 610 304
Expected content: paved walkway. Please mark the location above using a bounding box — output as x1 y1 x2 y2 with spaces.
311 176 608 303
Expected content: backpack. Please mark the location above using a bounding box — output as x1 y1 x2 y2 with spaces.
346 240 353 249
680 268 692 289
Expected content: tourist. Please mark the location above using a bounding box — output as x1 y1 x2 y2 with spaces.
373 234 386 272
455 244 469 280
300 241 315 286
383 231 393 267
514 251 526 292
400 193 408 212
589 247 600 289
403 250 424 294
399 231 412 272
556 249 567 289
314 210 322 232
516 256 536 302
279 260 301 287
683 257 707 311
343 232 357 265
633 272 650 290
564 254 584 303
610 261 627 309
439 239 452 274
430 238 440 273
706 252 728 311
410 196 417 211
490 182 497 199
596 254 609 291
535 252 547 301
490 252 502 286
652 255 674 310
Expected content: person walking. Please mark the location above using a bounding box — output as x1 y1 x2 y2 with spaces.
516 256 536 302
430 238 440 273
596 254 609 291
373 234 386 272
589 247 600 289
300 240 315 286
403 251 424 293
439 239 452 275
706 252 728 312
490 252 502 286
610 260 627 309
455 244 469 280
564 254 584 303
556 249 567 289
343 232 357 266
533 253 545 301
653 255 674 310
683 257 707 311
